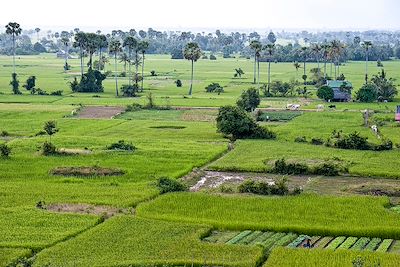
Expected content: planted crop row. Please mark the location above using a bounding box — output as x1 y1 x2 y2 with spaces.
364 238 382 251
350 237 371 251
261 233 287 250
314 237 334 248
377 239 394 252
226 230 252 244
337 237 358 249
238 231 263 245
250 232 275 245
287 235 308 248
326 236 347 250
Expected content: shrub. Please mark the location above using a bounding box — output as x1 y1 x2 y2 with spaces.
294 136 307 143
334 131 370 150
50 90 63 96
311 138 324 145
36 88 48 95
237 88 260 112
121 84 139 97
0 143 11 157
126 103 142 112
210 54 217 60
372 139 393 151
72 69 106 93
119 71 127 77
356 84 378 103
0 130 9 137
312 162 341 176
10 73 21 95
42 141 57 156
317 85 334 101
237 177 290 196
23 76 36 94
156 177 187 194
69 77 79 92
107 140 136 151
272 158 309 175
270 81 293 97
216 106 275 140
205 83 224 95
175 79 182 87
150 70 157 76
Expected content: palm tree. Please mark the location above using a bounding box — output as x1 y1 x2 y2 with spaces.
109 39 122 97
264 44 275 95
293 62 301 80
85 33 98 70
5 22 22 75
301 46 308 84
184 42 202 96
249 40 262 85
122 36 137 86
73 32 87 77
97 35 108 72
35 28 40 42
362 41 373 84
311 44 322 78
321 44 330 79
138 40 149 92
61 37 70 72
119 52 129 73
330 40 344 79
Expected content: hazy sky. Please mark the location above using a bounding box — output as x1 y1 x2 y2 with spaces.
1 0 399 32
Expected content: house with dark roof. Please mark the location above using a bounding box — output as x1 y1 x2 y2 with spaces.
327 80 353 102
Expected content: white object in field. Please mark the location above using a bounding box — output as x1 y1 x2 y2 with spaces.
317 104 324 111
291 104 301 110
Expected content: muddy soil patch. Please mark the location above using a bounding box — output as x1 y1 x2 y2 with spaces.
46 203 125 217
51 166 125 177
77 106 125 119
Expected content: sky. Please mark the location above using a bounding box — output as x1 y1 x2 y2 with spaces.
0 0 399 32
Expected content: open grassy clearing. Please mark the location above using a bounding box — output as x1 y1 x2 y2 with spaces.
34 217 262 267
264 247 400 267
137 193 400 239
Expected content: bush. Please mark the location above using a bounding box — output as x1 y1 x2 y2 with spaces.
356 84 378 103
36 88 48 95
317 85 334 101
0 143 11 157
150 70 157 76
372 139 393 151
107 140 136 151
119 71 127 77
272 158 309 175
269 81 293 97
121 84 139 97
10 73 21 95
210 54 217 60
156 177 187 194
236 88 260 112
50 90 63 96
72 69 106 93
312 162 340 176
126 103 142 112
175 79 182 87
23 76 36 94
205 82 224 95
0 130 9 137
237 177 293 196
334 131 370 150
42 141 57 156
216 106 275 140
311 138 324 145
294 136 307 143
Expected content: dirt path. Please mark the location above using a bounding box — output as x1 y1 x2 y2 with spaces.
77 106 125 119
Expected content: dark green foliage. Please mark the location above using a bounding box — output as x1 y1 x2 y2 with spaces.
33 42 46 53
372 139 393 151
371 69 398 102
50 90 63 96
156 177 188 194
10 73 21 95
356 84 378 103
272 158 309 175
237 88 260 112
216 106 276 140
150 70 157 76
234 68 245 78
106 140 136 151
210 54 217 60
69 77 79 92
126 103 143 112
256 111 302 122
36 89 48 95
294 136 307 143
311 138 324 145
0 130 9 137
175 79 182 87
237 177 294 196
0 143 11 157
72 69 106 93
44 121 58 137
269 81 293 97
23 76 36 94
42 141 57 156
334 132 370 150
205 83 224 94
317 85 334 101
312 162 341 176
121 84 139 97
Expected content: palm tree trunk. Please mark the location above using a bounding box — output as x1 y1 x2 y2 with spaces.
334 61 337 79
257 57 260 93
253 54 256 84
268 59 271 94
135 51 139 87
317 57 320 78
12 36 16 74
98 49 102 72
324 59 327 79
188 59 194 95
80 47 84 77
114 54 119 97
365 51 369 84
141 52 145 92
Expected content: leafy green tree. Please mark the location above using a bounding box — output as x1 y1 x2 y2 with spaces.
216 106 275 139
123 36 137 86
362 41 373 84
270 81 293 97
97 34 108 72
23 76 36 94
73 32 87 77
184 42 202 96
356 84 378 103
0 143 11 157
237 88 260 112
317 85 334 101
138 40 149 92
267 31 276 44
9 73 21 95
293 62 301 80
5 22 22 75
61 36 70 71
311 44 322 78
301 46 308 84
371 69 398 102
44 121 58 143
234 68 245 78
109 39 122 96
84 33 99 69
205 83 224 95
35 27 40 42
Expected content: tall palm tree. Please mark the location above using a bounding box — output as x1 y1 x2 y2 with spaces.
73 32 87 77
264 44 275 95
97 34 108 72
293 62 301 81
311 44 322 78
362 41 373 84
122 36 137 86
109 39 122 97
249 40 262 85
138 40 149 92
35 27 40 42
184 42 202 96
61 37 70 72
330 40 344 79
119 52 129 73
85 33 98 70
321 44 330 79
301 46 308 84
5 22 22 75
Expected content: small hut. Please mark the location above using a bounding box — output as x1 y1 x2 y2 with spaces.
326 80 353 102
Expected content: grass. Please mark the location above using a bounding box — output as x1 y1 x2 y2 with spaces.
264 247 400 267
34 217 262 267
0 248 31 266
137 193 400 239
